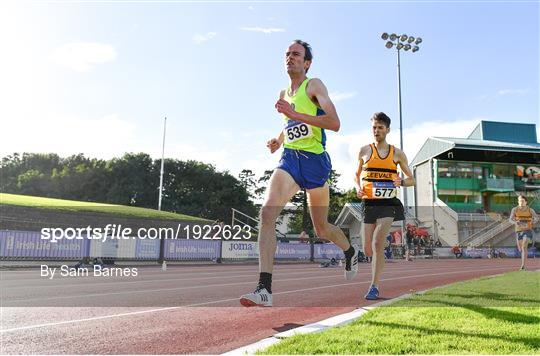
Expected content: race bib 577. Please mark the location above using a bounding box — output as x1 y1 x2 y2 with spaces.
371 181 397 199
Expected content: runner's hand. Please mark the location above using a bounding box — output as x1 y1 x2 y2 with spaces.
267 138 281 153
356 186 365 199
275 99 296 119
393 177 403 187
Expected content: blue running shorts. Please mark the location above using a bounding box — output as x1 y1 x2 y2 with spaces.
516 230 533 241
276 148 331 190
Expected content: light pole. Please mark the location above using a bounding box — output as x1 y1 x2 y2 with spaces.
158 117 167 211
381 32 422 246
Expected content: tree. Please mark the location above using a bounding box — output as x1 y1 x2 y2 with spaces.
162 160 256 222
1 152 256 222
16 169 49 196
106 153 156 206
254 170 274 202
238 169 257 200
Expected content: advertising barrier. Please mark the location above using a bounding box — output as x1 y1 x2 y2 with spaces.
275 243 311 259
0 230 88 259
463 247 490 259
314 243 344 260
433 247 454 258
4 229 536 261
165 239 221 260
221 241 258 259
135 238 161 259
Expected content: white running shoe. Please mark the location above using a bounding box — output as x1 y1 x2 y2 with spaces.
345 243 359 280
240 284 273 307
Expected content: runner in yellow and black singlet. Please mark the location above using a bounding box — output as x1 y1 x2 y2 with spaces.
510 195 539 270
355 112 415 300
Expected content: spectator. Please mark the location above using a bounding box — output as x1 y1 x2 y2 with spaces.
452 244 462 258
405 228 414 261
384 245 392 259
413 235 421 256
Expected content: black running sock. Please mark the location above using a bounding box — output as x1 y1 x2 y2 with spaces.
344 246 355 260
258 272 272 294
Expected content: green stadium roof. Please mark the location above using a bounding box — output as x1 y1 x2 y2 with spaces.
468 121 537 143
411 136 540 166
411 121 539 166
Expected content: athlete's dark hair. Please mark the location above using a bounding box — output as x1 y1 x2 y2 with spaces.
518 194 528 202
293 39 313 73
371 112 391 128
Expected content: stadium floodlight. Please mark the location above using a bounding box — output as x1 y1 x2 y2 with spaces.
380 31 423 244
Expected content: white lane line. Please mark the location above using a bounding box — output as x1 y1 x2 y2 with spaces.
2 264 492 300
0 260 509 279
3 273 351 303
0 263 317 277
0 266 513 333
1 264 496 289
0 296 242 333
1 269 340 290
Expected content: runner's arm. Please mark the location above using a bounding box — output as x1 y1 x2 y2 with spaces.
267 91 286 152
277 131 284 144
275 79 340 131
509 208 518 225
531 208 539 225
267 131 284 153
354 145 369 196
394 149 415 187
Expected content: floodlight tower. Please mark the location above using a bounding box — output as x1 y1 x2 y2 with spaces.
380 32 422 237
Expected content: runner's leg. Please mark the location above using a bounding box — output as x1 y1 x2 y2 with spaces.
259 169 299 273
520 237 528 269
363 223 376 258
306 183 350 250
371 217 394 287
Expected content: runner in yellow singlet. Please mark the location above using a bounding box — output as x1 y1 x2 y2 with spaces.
239 40 359 307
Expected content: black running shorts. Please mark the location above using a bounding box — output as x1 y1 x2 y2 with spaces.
362 198 405 224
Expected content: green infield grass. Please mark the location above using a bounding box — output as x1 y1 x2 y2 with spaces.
0 193 205 221
260 271 540 354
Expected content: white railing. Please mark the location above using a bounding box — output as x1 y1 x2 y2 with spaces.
231 208 286 239
467 220 514 247
457 213 496 222
529 190 540 206
460 219 501 246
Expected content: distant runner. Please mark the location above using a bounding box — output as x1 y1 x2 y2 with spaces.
509 195 538 270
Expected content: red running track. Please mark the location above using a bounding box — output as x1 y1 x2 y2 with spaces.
0 258 536 354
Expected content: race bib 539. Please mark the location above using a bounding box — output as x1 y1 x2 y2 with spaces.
284 123 313 144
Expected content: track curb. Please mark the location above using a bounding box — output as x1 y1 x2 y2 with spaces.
221 291 417 355
222 270 526 355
